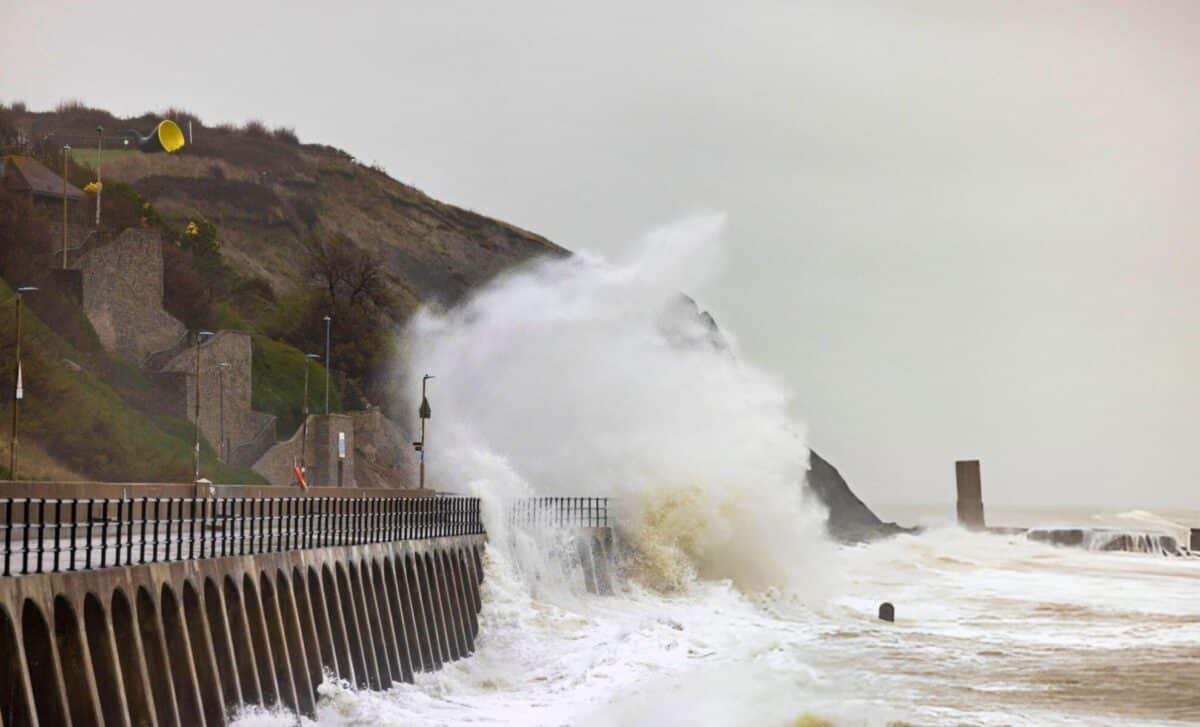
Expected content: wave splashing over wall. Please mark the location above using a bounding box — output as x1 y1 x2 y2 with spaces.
399 214 833 594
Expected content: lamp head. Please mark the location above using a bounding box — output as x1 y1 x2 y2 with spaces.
16 286 37 294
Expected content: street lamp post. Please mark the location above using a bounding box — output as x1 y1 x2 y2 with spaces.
323 315 331 414
415 374 434 489
62 145 71 268
300 353 320 479
217 362 230 462
192 330 214 484
94 126 103 228
9 287 37 480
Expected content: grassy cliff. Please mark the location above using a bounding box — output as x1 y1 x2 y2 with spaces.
0 100 567 482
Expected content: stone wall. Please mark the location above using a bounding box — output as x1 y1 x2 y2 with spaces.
75 228 186 364
351 408 418 488
253 414 356 487
156 331 276 464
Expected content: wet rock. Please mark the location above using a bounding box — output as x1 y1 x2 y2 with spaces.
806 451 919 543
878 602 894 622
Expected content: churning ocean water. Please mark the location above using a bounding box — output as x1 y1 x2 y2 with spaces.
235 216 1200 725
234 504 1200 727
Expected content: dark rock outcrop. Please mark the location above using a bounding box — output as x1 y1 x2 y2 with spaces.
806 450 915 542
661 294 913 543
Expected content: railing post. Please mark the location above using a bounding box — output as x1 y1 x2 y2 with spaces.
84 498 95 569
152 497 162 563
163 497 173 564
53 499 63 572
114 498 124 567
139 497 148 564
2 498 11 576
176 497 185 560
99 498 110 569
21 498 31 575
261 497 268 554
35 498 45 573
124 497 133 564
189 496 198 560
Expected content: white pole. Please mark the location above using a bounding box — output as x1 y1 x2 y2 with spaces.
94 126 103 227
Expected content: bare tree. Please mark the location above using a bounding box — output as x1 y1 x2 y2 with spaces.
302 233 389 312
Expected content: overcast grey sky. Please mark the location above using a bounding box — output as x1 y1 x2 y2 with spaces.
3 1 1197 509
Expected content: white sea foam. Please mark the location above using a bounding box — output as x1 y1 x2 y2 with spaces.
397 213 834 595
233 217 1200 726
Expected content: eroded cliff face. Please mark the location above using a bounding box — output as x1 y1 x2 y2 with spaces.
661 294 911 542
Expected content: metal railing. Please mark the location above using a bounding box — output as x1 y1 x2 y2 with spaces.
509 497 609 529
0 495 483 577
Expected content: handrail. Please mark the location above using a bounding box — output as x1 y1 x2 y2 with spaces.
509 497 609 529
0 495 484 577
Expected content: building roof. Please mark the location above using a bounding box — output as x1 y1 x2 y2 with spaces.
1 155 84 201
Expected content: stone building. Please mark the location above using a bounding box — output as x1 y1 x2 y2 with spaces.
0 155 83 204
151 330 276 466
75 228 187 365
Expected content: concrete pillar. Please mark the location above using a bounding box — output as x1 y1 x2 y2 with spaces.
955 460 986 530
446 551 475 653
333 564 372 689
299 567 338 683
423 553 455 662
273 571 316 717
379 556 416 682
397 555 435 672
319 565 358 686
222 576 265 706
289 568 326 695
367 559 408 683
355 561 393 686
53 596 105 726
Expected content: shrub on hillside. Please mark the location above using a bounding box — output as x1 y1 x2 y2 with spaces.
163 240 221 329
243 120 269 138
272 126 299 144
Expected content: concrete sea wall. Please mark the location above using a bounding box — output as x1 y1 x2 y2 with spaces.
0 493 484 726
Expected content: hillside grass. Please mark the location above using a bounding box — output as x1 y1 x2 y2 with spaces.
0 278 265 483
251 334 343 439
68 148 137 168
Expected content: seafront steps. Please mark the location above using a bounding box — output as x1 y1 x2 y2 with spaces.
0 484 487 726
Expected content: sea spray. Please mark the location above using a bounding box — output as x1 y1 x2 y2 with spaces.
397 213 835 594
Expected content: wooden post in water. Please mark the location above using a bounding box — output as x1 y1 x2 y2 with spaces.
955 460 986 530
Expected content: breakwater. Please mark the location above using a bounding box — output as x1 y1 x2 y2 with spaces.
955 460 1197 556
0 485 485 726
